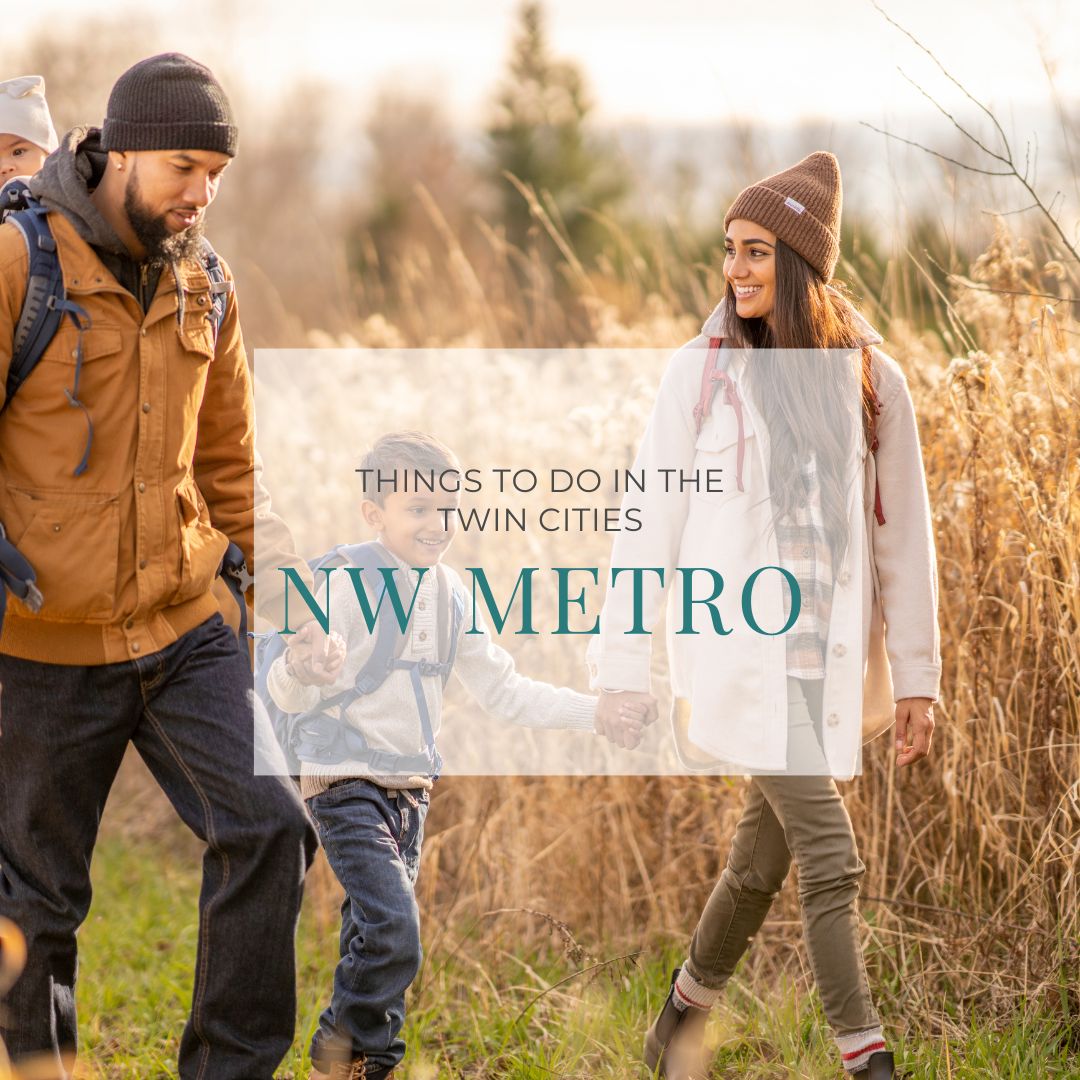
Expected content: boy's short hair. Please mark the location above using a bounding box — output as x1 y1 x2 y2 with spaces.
359 431 460 506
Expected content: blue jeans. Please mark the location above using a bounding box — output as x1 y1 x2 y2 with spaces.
306 778 429 1076
0 614 319 1080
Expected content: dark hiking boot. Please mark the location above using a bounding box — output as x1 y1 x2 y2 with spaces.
851 1049 907 1079
643 967 711 1079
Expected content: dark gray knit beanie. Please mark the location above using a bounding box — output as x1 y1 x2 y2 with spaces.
101 53 237 156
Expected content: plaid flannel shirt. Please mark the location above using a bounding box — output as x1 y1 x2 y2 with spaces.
774 453 835 679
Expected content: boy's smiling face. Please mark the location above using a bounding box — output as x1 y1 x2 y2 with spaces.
0 133 47 180
362 487 460 568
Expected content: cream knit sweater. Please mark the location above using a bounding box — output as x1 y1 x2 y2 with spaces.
267 543 597 799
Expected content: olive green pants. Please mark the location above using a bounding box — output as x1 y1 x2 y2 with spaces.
685 676 880 1037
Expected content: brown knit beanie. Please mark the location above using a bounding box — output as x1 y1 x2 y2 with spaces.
724 151 842 281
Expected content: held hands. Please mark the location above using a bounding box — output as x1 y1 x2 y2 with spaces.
894 697 935 767
594 690 659 750
284 621 346 686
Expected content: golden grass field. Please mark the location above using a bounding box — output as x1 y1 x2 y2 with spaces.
84 209 1079 1077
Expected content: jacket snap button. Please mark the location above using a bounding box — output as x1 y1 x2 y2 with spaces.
832 643 847 657
140 328 147 337
139 559 147 570
138 482 146 493
142 402 151 413
197 295 207 306
419 601 426 611
827 712 840 727
419 631 427 641
131 642 141 653
837 571 851 586
53 523 61 532
801 546 812 557
125 619 134 629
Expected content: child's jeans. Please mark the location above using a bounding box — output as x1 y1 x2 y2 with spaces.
684 676 881 1039
306 778 430 1075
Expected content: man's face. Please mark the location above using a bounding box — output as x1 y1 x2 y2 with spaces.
120 148 230 260
363 489 460 568
0 133 47 180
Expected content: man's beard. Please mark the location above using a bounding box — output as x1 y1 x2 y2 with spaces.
124 170 205 264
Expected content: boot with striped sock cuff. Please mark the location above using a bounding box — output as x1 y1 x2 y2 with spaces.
839 1027 906 1078
643 965 720 1079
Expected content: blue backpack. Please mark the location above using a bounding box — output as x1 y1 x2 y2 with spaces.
253 541 467 779
0 177 238 637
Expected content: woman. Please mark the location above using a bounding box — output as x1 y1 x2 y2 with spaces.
588 153 940 1080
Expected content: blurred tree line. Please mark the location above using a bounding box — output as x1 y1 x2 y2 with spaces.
10 2 1030 349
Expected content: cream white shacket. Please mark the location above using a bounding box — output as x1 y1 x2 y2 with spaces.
586 299 941 778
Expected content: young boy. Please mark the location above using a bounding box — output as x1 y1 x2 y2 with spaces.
268 431 651 1079
0 75 58 182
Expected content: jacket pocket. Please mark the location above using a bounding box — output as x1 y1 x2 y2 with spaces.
5 487 120 621
691 405 754 505
178 304 216 362
171 479 227 605
44 327 124 367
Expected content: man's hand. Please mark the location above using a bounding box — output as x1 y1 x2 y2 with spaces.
894 697 935 767
594 690 658 750
284 622 345 686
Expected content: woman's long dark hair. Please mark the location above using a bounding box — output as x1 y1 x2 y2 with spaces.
718 239 875 572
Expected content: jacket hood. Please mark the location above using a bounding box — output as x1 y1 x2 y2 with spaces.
28 125 129 256
700 288 885 348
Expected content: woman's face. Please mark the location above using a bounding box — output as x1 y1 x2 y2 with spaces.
724 219 777 320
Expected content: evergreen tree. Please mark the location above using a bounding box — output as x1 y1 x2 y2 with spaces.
487 1 628 264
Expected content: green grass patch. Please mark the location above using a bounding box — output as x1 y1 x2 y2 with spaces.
64 836 1077 1079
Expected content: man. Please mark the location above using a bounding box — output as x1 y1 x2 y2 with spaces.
0 54 318 1079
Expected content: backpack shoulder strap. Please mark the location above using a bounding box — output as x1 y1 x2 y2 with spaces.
862 344 886 526
2 189 95 474
692 336 724 434
3 190 66 406
434 563 466 684
198 236 233 347
347 541 411 694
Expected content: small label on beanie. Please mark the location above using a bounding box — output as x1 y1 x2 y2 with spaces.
784 196 806 214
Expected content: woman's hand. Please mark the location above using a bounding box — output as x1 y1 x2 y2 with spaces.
894 697 934 767
594 690 658 749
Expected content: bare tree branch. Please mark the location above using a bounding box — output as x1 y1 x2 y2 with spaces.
867 2 1080 270
857 122 1013 176
870 0 1012 158
897 67 1008 164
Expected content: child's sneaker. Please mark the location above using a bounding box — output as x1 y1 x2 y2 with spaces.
643 967 712 1078
310 1059 396 1079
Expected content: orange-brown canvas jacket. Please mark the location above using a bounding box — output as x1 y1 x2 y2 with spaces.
0 210 254 664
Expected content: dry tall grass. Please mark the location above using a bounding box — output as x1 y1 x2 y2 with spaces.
101 205 1080 1052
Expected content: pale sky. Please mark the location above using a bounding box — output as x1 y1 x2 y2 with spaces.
10 0 1079 126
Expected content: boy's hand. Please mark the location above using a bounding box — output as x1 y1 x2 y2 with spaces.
285 622 346 686
894 697 935 767
595 690 658 750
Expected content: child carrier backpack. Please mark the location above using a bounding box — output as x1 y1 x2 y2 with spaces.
0 177 240 637
253 541 467 780
692 336 886 525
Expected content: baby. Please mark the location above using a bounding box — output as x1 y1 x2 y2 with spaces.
0 76 58 184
